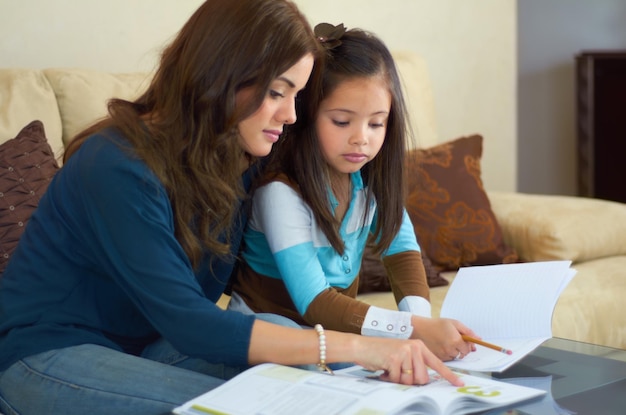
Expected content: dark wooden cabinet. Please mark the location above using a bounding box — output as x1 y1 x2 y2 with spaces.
576 51 626 203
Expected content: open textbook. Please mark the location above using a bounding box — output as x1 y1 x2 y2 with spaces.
173 363 545 415
440 260 576 372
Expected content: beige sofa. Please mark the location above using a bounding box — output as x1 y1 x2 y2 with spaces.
2 52 626 351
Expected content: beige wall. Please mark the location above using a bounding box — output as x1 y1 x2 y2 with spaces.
0 0 516 192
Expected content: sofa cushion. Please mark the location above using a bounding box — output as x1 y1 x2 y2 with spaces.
405 135 518 271
489 191 626 263
43 68 151 147
0 120 59 275
550 255 626 349
0 69 64 159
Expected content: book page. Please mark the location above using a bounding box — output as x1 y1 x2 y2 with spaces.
439 261 575 372
174 364 430 415
174 363 545 415
338 366 546 415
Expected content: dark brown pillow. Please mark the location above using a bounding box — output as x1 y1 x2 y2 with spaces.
358 243 448 294
405 135 518 271
0 120 59 275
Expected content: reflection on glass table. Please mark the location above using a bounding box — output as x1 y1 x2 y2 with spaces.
478 338 626 415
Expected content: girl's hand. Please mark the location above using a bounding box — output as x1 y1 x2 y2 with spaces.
410 316 477 361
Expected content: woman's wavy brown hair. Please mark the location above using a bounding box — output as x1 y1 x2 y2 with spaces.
63 0 319 268
268 28 412 256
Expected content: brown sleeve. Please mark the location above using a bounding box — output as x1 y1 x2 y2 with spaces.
382 250 430 304
302 280 371 334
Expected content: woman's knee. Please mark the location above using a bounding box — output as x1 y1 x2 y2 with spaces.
0 346 226 415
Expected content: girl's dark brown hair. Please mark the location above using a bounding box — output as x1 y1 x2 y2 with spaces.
269 27 411 256
63 0 319 268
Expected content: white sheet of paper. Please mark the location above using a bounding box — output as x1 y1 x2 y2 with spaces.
440 261 576 372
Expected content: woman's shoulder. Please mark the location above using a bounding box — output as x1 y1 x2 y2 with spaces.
70 130 148 171
76 128 136 160
64 129 161 191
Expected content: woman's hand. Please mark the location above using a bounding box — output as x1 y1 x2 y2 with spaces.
351 335 464 386
410 316 477 361
249 320 463 386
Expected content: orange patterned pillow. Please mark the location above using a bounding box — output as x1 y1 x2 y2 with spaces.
405 135 518 271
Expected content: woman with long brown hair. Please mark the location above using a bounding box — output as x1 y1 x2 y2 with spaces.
0 2 461 414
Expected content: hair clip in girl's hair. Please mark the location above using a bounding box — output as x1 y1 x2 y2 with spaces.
314 23 346 50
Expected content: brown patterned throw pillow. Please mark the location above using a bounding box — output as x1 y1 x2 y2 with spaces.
0 120 59 275
405 135 518 271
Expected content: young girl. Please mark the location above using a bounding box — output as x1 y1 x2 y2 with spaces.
230 24 476 361
0 6 462 415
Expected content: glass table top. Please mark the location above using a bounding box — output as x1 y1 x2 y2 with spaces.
478 338 626 414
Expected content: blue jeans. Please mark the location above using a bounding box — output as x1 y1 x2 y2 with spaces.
0 314 290 415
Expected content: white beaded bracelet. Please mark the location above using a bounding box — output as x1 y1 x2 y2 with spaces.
314 324 334 375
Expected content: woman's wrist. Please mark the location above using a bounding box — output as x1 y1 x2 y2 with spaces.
314 324 333 374
322 329 360 365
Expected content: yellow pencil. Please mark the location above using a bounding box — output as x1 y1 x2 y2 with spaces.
462 335 513 355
